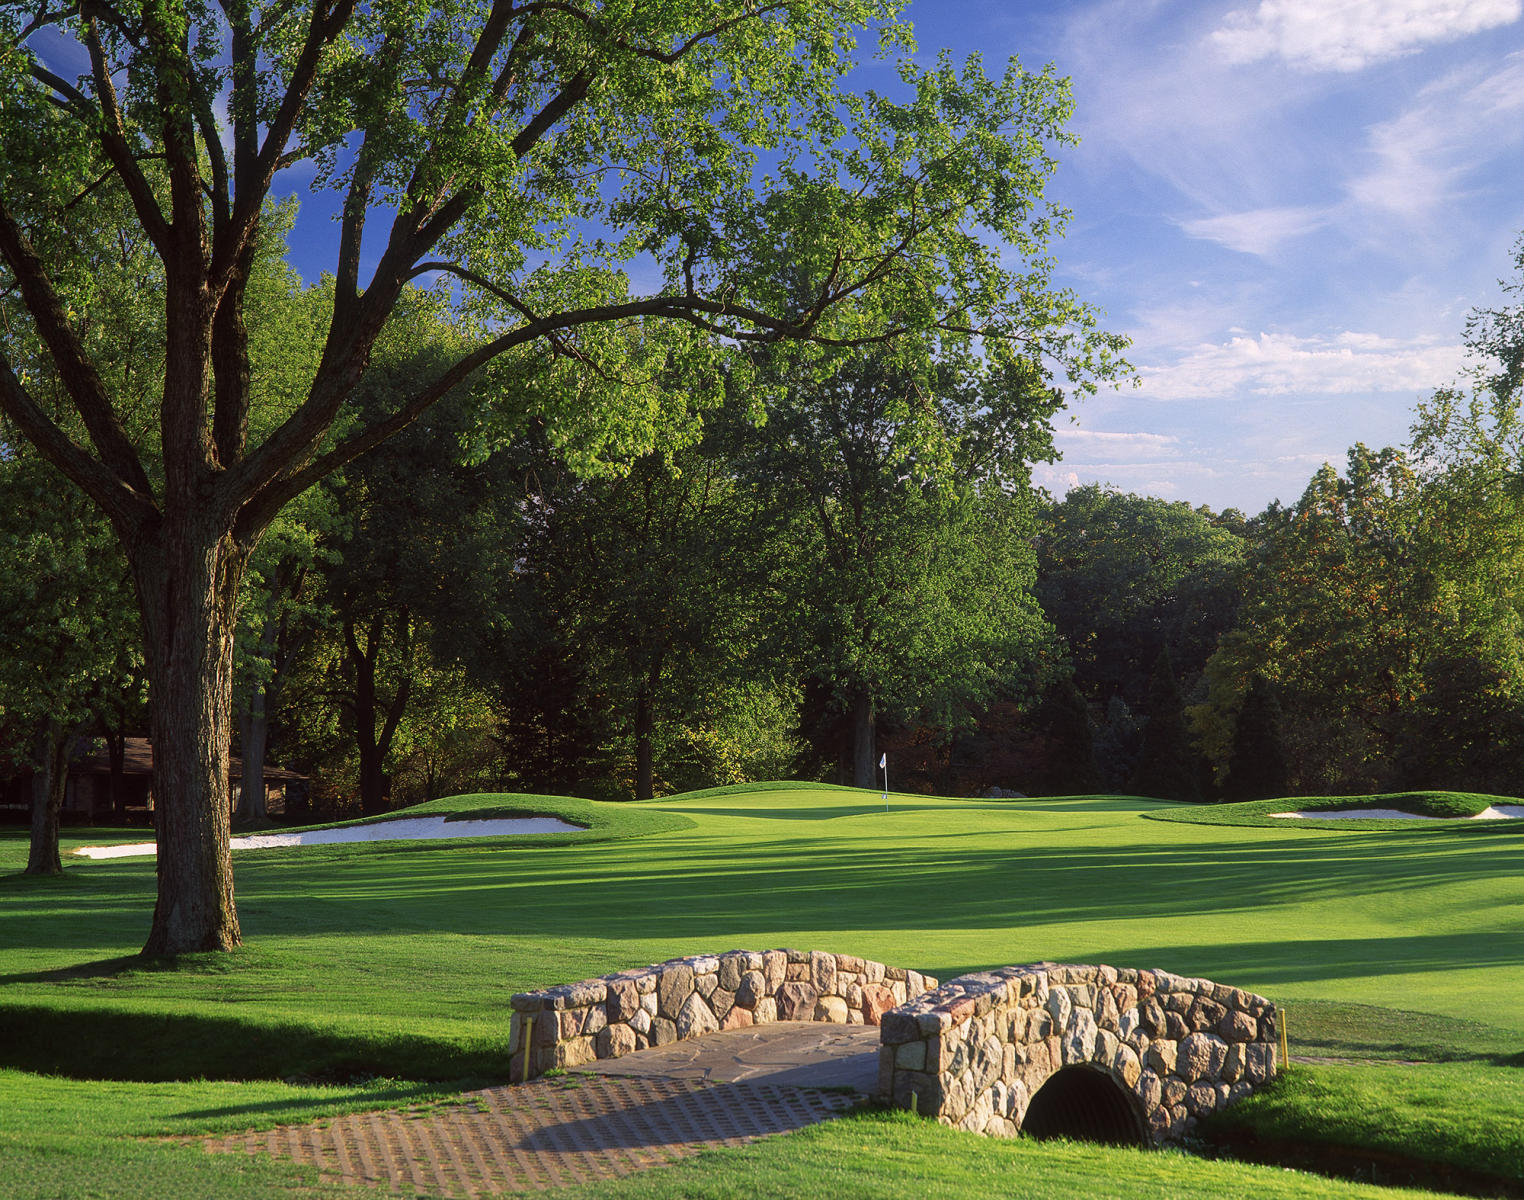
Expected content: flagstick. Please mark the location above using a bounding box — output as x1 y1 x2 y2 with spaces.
881 753 888 811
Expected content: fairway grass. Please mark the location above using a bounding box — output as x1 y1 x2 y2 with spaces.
557 1108 1448 1200
3 783 1523 1197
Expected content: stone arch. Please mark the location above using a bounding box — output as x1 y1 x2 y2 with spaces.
1021 1064 1148 1146
877 962 1280 1144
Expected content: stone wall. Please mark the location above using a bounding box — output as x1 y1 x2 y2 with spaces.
509 949 937 1082
878 962 1279 1143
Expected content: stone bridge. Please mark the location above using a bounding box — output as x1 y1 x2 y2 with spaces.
508 952 1279 1145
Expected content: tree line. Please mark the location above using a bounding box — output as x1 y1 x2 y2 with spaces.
8 234 1524 834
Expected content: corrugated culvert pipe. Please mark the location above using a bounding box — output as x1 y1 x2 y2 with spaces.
1020 1065 1149 1146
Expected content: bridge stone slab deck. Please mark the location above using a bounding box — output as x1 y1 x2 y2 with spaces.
581 1020 882 1092
508 948 935 1082
201 1073 859 1197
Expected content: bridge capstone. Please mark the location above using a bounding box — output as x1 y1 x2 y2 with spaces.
879 962 1279 1142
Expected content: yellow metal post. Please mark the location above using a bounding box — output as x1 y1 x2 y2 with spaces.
1277 1005 1289 1069
521 1014 535 1084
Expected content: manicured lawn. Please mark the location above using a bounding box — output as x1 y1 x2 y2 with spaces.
0 1070 1430 1200
1148 789 1524 830
0 1071 438 1200
3 783 1522 1197
560 1108 1436 1199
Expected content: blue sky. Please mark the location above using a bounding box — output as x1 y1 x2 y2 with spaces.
33 2 1521 513
900 0 1524 512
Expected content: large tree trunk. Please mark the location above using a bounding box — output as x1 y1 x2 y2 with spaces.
25 720 68 875
357 747 389 816
133 523 248 956
851 691 877 790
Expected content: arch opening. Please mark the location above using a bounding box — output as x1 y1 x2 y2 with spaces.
1021 1065 1147 1147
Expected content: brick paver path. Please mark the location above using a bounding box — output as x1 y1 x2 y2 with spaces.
203 1073 859 1196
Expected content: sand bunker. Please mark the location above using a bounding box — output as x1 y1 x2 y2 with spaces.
73 815 586 859
1270 805 1524 821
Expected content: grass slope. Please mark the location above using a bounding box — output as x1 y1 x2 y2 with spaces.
561 1109 1435 1200
3 784 1522 1198
1148 790 1524 831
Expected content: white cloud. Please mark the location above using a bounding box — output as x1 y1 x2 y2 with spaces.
1345 51 1524 223
1035 467 1084 492
1211 0 1523 72
1179 204 1330 255
1137 330 1466 400
1055 429 1181 458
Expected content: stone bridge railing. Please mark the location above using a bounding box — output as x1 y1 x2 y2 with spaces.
881 962 1279 1143
508 949 936 1082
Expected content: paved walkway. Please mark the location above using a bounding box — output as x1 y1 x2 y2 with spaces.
201 1024 879 1196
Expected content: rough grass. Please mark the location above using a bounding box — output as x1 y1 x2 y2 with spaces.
1204 1061 1524 1187
4 784 1523 1198
1148 790 1524 830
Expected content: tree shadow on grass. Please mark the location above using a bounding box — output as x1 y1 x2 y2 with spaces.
5 815 1523 1084
0 1001 513 1083
0 954 142 985
11 822 1520 955
169 1082 451 1125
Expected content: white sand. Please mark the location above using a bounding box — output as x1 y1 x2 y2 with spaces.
73 815 586 859
1270 805 1524 821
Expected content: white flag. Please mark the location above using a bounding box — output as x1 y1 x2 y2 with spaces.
878 753 886 769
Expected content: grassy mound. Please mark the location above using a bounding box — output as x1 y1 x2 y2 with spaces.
229 789 696 847
1145 790 1524 831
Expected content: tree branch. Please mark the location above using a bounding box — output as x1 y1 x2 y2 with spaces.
0 198 154 501
78 15 171 254
212 0 358 299
0 352 153 530
513 0 792 66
